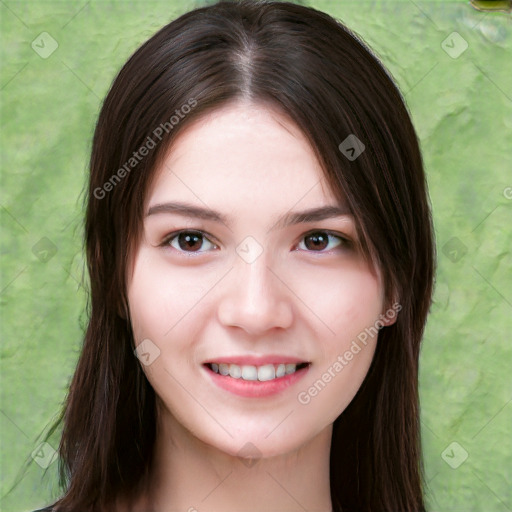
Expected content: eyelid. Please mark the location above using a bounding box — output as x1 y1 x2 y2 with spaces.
160 228 352 254
296 229 353 253
160 229 220 253
301 228 352 243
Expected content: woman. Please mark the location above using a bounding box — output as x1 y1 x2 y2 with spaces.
33 0 435 510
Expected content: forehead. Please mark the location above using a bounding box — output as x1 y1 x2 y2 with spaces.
145 101 341 216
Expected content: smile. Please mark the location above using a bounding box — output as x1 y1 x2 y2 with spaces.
203 360 311 398
206 362 310 381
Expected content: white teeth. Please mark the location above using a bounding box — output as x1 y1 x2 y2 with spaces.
241 365 258 381
208 362 306 381
229 364 242 379
258 364 275 381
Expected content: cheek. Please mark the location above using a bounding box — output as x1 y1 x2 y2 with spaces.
127 248 211 343
126 249 210 398
333 272 383 338
295 258 384 343
327 267 383 372
127 251 165 342
293 262 383 419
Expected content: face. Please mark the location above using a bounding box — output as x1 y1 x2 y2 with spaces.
127 101 393 459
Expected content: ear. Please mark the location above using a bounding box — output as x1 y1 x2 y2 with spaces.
380 298 401 327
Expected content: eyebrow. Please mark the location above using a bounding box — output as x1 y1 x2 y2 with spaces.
146 201 352 231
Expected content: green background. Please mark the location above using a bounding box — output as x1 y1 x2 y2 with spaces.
1 1 511 510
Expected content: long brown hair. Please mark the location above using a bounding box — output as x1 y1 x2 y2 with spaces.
40 1 435 510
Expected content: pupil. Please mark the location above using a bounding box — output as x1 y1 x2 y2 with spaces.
179 232 202 251
306 232 328 251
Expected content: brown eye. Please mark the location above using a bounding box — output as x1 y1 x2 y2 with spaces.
164 231 217 253
298 231 346 252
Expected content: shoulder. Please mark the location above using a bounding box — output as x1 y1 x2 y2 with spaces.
30 507 54 512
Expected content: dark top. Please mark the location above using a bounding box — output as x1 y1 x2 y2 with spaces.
31 508 53 512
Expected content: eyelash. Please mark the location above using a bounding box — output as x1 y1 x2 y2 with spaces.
160 229 352 255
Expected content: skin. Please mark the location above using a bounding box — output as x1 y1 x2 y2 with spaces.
124 100 395 512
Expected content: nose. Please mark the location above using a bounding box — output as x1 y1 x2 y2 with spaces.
216 252 294 336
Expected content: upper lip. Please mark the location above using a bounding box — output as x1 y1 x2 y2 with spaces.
203 355 310 366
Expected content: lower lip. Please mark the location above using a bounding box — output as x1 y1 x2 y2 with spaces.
204 364 311 398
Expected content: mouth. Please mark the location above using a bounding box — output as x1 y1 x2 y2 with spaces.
204 361 311 382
